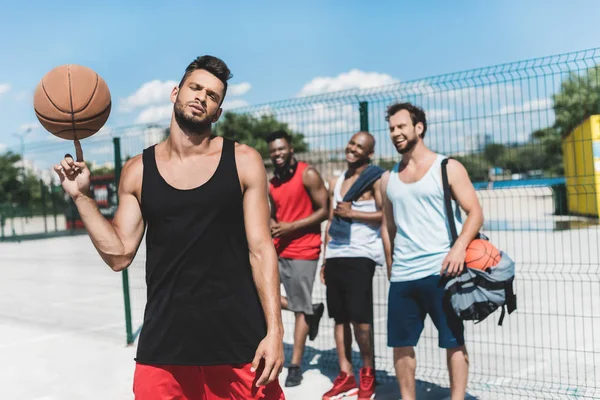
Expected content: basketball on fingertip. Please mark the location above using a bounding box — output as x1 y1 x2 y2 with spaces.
465 239 501 271
33 64 111 141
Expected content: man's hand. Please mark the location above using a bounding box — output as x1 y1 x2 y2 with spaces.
251 332 284 387
441 245 466 277
320 263 326 285
53 140 91 200
333 202 353 219
270 221 294 238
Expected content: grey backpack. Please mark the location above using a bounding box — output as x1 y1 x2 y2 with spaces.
440 158 517 326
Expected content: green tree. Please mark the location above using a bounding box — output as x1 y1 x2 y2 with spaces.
483 143 506 167
532 127 564 175
553 65 600 138
497 144 548 174
213 112 308 159
451 154 489 182
0 152 23 206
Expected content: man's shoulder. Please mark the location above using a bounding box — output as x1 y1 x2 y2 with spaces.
119 154 144 193
233 142 263 165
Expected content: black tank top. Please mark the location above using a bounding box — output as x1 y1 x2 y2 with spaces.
135 137 267 365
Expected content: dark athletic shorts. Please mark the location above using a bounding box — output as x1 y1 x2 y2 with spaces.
387 275 465 349
324 257 376 324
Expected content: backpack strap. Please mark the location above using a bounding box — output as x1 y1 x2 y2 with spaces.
445 274 508 296
505 278 517 314
441 158 459 245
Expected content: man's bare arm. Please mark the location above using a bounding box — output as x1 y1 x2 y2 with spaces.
380 172 395 280
448 159 484 249
281 167 329 233
57 151 145 271
339 179 383 224
440 159 485 276
236 144 284 385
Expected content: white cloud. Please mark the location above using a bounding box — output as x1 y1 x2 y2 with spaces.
426 109 453 121
120 80 177 112
94 126 113 138
19 122 41 132
135 104 173 124
0 83 10 97
0 143 6 152
499 98 552 115
228 82 251 96
222 99 249 110
297 69 399 97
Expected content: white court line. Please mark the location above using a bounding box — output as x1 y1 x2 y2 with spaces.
50 292 120 307
491 361 548 386
0 322 123 349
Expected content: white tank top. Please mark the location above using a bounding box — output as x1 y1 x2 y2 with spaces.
325 171 384 265
386 154 463 282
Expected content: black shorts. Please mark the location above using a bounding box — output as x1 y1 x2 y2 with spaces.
324 257 376 324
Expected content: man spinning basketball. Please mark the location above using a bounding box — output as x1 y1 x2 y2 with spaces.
54 56 285 400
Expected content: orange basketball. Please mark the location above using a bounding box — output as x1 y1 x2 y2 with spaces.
33 64 111 140
465 239 501 271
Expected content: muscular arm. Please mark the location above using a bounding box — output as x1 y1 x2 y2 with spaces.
380 172 395 280
447 159 484 250
73 156 145 271
237 146 284 336
236 144 284 385
440 159 485 275
286 167 329 233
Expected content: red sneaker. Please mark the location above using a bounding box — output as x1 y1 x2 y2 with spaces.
322 372 358 400
358 367 376 399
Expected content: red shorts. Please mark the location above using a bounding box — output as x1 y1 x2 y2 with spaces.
133 362 285 400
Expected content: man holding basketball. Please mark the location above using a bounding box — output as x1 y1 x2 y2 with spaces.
54 56 285 399
380 102 484 400
266 130 328 387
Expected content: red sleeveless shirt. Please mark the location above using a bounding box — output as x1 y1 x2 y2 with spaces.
269 162 322 260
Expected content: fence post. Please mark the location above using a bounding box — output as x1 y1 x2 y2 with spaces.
114 137 134 345
358 100 378 378
40 179 48 234
359 101 369 132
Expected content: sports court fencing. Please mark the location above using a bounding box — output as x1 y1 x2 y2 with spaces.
4 47 600 398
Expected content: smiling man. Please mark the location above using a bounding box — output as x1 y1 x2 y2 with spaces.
54 56 285 400
380 102 484 400
320 131 385 400
266 130 328 387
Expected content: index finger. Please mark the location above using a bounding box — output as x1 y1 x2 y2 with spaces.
74 139 84 162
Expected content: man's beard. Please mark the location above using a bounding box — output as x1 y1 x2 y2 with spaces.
174 100 212 134
396 137 418 154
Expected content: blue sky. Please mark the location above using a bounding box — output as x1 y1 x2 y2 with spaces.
2 0 600 153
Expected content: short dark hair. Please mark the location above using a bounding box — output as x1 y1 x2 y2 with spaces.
386 102 428 137
265 130 292 145
179 55 233 102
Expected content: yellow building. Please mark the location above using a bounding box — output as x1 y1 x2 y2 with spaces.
562 115 600 218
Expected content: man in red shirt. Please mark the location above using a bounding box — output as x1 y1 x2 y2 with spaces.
266 130 329 387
